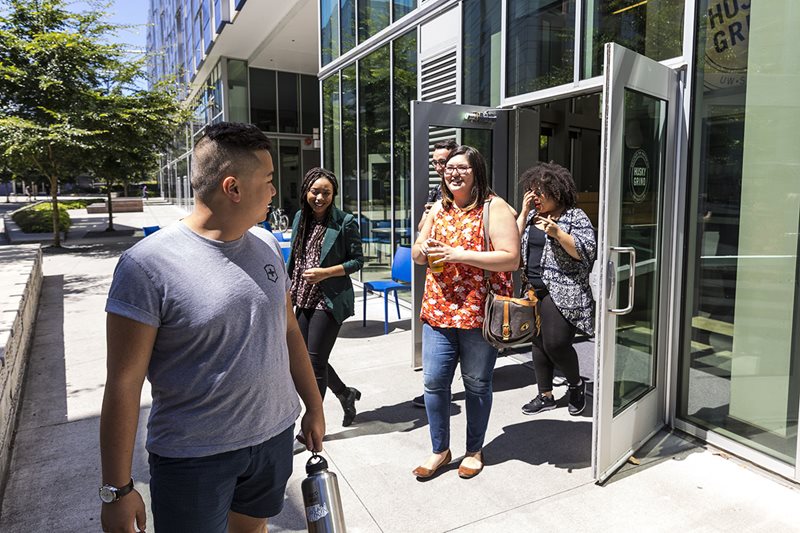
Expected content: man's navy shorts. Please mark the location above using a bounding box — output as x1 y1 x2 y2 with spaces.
148 424 295 532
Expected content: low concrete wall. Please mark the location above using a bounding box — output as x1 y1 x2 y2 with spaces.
86 198 143 214
0 245 43 496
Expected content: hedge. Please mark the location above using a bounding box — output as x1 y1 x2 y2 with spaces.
11 202 72 233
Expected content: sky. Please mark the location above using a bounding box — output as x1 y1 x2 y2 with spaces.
67 0 149 52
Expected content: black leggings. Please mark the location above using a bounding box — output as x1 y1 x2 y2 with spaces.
531 292 581 393
295 308 346 399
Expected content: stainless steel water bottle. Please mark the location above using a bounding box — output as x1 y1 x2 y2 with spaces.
301 452 347 532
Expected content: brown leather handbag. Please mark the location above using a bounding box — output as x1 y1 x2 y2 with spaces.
480 199 540 349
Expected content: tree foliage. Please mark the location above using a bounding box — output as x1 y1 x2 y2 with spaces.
0 0 188 245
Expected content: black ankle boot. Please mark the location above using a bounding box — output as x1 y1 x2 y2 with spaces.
336 387 361 427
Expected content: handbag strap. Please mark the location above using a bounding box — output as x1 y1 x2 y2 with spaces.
482 198 492 288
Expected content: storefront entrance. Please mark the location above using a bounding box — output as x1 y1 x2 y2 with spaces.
410 44 682 482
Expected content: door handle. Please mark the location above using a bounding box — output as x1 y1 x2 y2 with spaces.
609 246 636 315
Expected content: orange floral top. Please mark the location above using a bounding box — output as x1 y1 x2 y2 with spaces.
420 200 513 329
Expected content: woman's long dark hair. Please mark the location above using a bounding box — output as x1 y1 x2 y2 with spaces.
291 167 339 262
440 145 494 211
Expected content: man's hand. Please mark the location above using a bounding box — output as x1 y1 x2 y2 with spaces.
101 490 147 533
298 407 326 452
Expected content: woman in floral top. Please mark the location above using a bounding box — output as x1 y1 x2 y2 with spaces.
411 145 519 480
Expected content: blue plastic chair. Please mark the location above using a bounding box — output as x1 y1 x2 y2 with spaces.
143 225 160 236
362 246 412 334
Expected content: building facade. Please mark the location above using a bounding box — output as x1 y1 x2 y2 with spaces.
318 0 800 483
147 0 321 219
147 0 799 484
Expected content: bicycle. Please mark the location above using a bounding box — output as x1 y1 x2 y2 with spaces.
269 206 290 232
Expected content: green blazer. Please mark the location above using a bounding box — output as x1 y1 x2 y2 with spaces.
289 206 364 325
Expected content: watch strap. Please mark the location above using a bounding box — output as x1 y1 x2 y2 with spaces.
100 477 134 503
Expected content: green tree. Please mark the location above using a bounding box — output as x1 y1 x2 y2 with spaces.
0 0 186 245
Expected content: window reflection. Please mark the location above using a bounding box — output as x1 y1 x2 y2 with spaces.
583 0 684 79
463 0 501 106
393 30 417 256
680 0 799 465
506 0 575 97
359 46 391 278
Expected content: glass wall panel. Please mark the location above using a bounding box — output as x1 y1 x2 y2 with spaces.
301 74 320 135
322 73 341 176
506 0 575 97
227 59 249 123
393 30 417 251
250 68 277 132
358 0 390 44
583 0 684 79
463 0 501 106
321 0 339 66
393 0 416 22
278 139 302 221
359 46 391 277
341 0 356 55
680 0 799 465
341 65 358 215
202 0 212 52
278 71 300 133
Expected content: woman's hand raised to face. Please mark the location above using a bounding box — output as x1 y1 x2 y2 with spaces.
522 189 537 214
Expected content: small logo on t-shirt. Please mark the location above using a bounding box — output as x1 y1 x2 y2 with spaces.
264 264 278 282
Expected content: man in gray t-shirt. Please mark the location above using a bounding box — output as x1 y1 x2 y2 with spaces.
99 123 325 533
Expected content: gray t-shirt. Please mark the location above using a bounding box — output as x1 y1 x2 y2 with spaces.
106 221 301 458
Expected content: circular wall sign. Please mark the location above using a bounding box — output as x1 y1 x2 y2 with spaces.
629 149 650 203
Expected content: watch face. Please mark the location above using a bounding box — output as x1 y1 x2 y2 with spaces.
99 486 116 503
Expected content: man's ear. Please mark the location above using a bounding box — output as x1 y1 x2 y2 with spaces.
221 176 240 202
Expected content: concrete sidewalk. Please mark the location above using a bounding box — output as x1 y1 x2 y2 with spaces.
1 204 799 531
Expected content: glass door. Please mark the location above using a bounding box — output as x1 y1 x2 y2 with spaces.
409 101 539 367
593 43 680 482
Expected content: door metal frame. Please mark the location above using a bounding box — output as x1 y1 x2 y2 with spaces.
592 43 681 483
410 101 512 367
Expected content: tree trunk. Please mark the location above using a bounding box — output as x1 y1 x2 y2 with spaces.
50 176 60 247
105 178 114 231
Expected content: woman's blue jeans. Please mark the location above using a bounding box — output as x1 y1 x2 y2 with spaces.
422 323 498 454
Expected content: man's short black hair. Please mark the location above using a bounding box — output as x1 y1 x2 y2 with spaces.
191 122 272 203
433 139 458 152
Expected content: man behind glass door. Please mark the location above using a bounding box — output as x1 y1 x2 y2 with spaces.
413 139 457 407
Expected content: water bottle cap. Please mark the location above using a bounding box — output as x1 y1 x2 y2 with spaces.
306 452 329 474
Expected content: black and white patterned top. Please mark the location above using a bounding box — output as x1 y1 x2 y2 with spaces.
520 207 596 336
291 219 327 311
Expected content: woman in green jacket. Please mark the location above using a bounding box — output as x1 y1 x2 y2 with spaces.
289 168 364 426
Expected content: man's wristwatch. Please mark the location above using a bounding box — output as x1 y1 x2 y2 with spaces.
99 478 134 503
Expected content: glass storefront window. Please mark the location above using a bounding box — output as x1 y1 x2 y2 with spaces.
321 0 339 65
342 0 356 55
680 0 799 465
278 71 300 134
393 0 416 22
322 73 341 175
463 0 501 106
358 0 390 44
359 45 391 278
227 59 249 123
341 65 358 216
393 30 417 252
583 0 684 79
301 75 320 135
249 68 277 132
506 0 575 97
